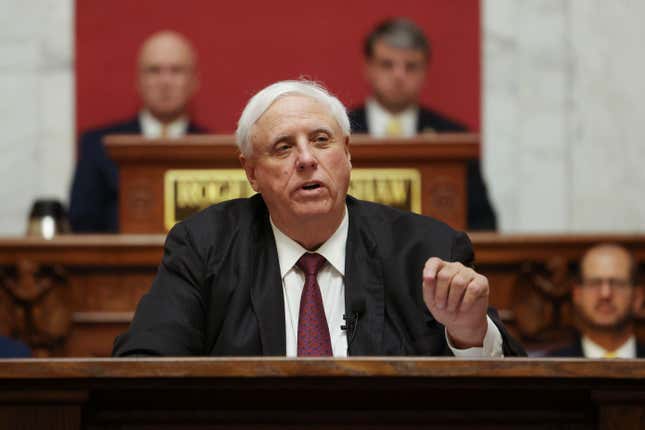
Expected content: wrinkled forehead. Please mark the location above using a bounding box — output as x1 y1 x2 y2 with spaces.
250 95 340 141
139 36 195 68
582 248 633 278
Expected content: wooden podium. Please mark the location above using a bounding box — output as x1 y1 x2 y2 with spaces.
1 358 644 429
105 133 480 233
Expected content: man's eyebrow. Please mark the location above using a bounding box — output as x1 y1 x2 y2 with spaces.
310 127 333 135
270 134 291 145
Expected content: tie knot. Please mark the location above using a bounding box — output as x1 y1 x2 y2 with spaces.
297 253 326 276
603 350 618 358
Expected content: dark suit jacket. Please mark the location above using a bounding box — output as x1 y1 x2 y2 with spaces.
69 117 205 233
546 335 645 358
348 105 497 231
113 194 525 357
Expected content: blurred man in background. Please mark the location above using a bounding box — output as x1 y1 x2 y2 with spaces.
69 30 206 232
548 244 644 358
349 18 497 230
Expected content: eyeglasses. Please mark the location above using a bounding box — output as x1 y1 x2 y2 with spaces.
581 277 633 292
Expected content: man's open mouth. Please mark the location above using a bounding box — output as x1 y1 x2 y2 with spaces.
302 183 321 190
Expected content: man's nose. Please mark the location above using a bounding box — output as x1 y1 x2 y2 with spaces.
296 141 317 171
599 281 614 298
392 63 407 79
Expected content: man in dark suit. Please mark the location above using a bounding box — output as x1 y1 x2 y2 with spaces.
548 244 644 358
348 18 497 231
113 80 524 358
69 30 205 232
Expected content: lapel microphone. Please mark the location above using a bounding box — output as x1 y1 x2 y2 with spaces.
342 299 365 348
341 312 358 334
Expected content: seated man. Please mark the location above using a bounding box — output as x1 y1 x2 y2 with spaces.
113 80 525 358
548 244 644 358
69 30 206 232
349 18 497 230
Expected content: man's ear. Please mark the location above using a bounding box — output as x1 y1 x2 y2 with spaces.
344 136 351 165
239 153 259 192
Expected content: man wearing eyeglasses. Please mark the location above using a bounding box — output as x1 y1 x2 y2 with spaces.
548 244 644 358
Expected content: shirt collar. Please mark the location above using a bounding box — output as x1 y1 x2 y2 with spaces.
269 206 348 278
581 335 637 359
139 110 189 138
365 98 418 138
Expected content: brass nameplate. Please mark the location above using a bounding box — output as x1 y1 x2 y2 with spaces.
164 168 421 230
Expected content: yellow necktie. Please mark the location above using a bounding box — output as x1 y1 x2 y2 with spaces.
385 117 403 137
603 350 618 358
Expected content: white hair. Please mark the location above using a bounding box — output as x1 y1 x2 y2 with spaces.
235 80 351 156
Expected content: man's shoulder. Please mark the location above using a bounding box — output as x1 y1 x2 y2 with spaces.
187 121 208 134
347 196 462 241
81 117 141 138
347 197 473 265
347 105 368 133
173 195 267 239
544 338 584 357
636 342 645 358
79 118 141 150
417 106 467 133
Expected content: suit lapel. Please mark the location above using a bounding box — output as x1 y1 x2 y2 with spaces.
248 207 286 355
637 342 645 358
345 199 385 356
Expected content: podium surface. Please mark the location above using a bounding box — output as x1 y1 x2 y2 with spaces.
106 133 479 233
1 358 644 429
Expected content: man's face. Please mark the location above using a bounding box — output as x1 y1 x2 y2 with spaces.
573 247 643 331
137 34 198 122
365 40 427 113
240 95 351 229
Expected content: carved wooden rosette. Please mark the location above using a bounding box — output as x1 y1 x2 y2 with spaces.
0 259 71 356
511 257 577 343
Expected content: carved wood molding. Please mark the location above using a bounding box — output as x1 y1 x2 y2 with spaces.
0 259 71 357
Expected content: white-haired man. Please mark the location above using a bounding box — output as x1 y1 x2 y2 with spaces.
113 81 524 357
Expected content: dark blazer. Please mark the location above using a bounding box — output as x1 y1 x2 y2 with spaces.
348 105 497 231
113 195 525 357
546 335 645 358
69 117 205 233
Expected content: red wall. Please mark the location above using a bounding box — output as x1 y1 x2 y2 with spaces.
76 0 480 136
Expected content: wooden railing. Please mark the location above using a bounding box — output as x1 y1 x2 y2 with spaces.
2 234 645 357
1 358 644 429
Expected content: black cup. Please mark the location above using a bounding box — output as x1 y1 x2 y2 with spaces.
26 199 70 238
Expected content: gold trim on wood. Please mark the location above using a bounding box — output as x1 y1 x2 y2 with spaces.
164 168 422 230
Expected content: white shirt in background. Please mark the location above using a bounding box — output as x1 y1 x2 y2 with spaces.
581 335 637 359
365 98 418 138
139 110 189 139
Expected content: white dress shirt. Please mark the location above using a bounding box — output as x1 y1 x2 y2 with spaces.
269 207 504 357
365 98 419 138
581 335 637 359
139 110 189 139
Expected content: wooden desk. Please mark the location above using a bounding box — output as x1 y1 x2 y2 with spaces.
2 234 645 357
1 358 644 429
105 133 479 232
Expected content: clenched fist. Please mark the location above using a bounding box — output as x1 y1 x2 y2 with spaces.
422 257 489 348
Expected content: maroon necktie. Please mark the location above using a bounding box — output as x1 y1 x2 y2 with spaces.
296 253 333 356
